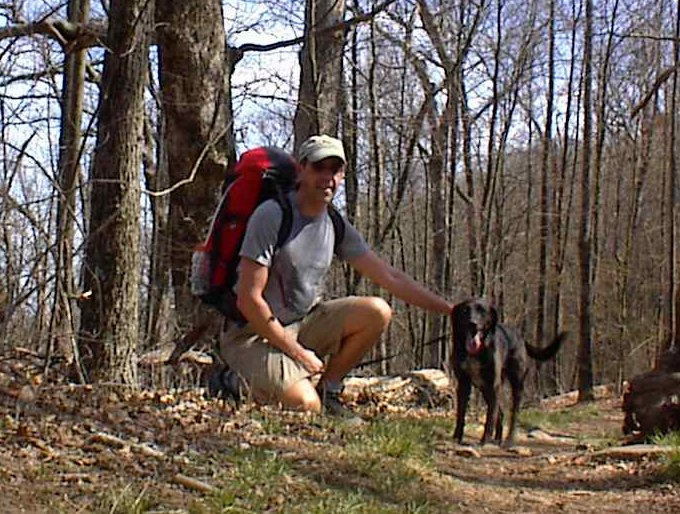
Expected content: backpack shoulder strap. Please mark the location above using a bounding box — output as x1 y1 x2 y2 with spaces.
274 188 293 250
327 204 345 256
273 199 345 255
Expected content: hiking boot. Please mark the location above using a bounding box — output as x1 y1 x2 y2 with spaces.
316 382 364 424
207 364 245 406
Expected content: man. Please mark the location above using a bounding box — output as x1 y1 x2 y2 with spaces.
220 134 454 416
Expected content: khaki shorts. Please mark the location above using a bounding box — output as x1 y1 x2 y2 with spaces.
219 297 358 400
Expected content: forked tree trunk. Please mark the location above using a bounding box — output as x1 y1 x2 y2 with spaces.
366 18 388 370
340 23 358 295
551 0 581 392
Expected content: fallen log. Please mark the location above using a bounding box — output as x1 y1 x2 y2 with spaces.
343 369 453 407
589 444 675 463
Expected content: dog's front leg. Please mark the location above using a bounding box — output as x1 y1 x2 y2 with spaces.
494 406 504 442
454 378 472 443
481 384 501 444
504 377 523 446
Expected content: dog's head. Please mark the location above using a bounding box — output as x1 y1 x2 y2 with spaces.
451 299 499 356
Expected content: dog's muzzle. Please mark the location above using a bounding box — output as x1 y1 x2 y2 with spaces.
466 331 485 356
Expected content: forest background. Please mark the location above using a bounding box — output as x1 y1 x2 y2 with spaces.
1 0 678 401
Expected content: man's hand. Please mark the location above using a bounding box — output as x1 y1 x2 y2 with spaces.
294 347 325 375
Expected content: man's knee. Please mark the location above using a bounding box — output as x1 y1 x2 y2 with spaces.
297 394 322 412
281 380 321 412
361 296 392 329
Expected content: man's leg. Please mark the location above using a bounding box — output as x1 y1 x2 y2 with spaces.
221 322 316 409
280 378 321 411
321 296 392 383
272 297 391 414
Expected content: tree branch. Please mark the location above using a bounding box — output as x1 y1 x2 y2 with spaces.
0 18 106 49
631 64 680 118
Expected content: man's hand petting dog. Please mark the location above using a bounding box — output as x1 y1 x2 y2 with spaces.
450 298 567 447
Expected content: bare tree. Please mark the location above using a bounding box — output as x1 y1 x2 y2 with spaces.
577 0 595 402
155 0 236 327
665 0 680 354
293 0 346 149
535 0 555 395
49 0 90 382
79 0 153 383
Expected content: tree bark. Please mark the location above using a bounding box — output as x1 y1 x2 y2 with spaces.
536 0 555 395
156 0 235 322
664 0 680 354
293 0 346 149
577 0 595 402
551 0 581 392
79 0 153 384
50 0 89 381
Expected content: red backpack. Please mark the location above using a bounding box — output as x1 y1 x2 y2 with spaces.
191 146 344 320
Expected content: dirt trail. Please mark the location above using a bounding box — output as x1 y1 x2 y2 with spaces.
421 396 677 513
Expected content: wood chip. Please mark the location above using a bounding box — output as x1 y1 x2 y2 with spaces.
172 473 214 493
89 432 165 459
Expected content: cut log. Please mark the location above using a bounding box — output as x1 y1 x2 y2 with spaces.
343 369 453 407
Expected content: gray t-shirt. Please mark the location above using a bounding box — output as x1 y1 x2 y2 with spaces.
237 193 369 324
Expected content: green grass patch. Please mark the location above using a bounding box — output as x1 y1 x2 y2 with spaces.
205 446 294 512
651 431 680 480
519 402 601 430
189 415 453 513
346 418 437 460
94 484 155 514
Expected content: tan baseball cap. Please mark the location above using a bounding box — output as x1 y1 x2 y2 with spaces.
298 134 346 164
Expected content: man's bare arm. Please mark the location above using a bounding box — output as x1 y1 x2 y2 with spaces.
349 250 458 313
235 257 324 374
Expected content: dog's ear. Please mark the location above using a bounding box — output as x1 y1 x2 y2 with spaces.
451 300 472 321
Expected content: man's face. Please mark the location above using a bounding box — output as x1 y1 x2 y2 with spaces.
298 157 346 204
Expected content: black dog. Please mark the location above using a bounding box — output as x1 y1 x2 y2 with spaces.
450 299 567 446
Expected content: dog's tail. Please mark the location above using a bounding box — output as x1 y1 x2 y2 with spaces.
526 332 567 361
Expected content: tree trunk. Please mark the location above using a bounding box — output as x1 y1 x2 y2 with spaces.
577 0 595 402
368 19 383 253
536 0 555 395
340 22 358 295
156 0 235 323
293 0 346 149
79 0 153 384
142 114 172 354
551 0 581 393
521 83 534 338
664 0 680 354
51 0 89 381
